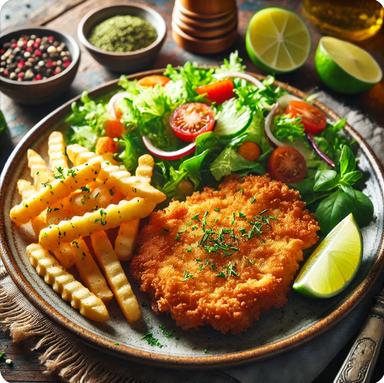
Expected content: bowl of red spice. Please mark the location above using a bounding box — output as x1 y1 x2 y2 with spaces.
78 4 166 73
0 27 80 105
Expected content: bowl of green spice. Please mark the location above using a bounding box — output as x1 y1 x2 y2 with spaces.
78 4 166 73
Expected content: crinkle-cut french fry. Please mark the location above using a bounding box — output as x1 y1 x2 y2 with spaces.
91 231 141 323
46 198 73 225
99 162 166 203
101 152 118 165
48 131 69 174
71 238 113 306
135 154 154 184
39 197 156 249
53 242 76 270
31 215 48 239
17 179 36 200
10 162 101 226
67 144 117 167
26 243 109 322
114 220 140 261
27 149 54 190
18 179 49 239
96 137 118 155
69 182 124 216
113 155 154 260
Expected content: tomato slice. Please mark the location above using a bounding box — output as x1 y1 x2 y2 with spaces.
170 103 215 142
286 101 327 135
268 146 307 184
195 79 235 105
138 75 171 88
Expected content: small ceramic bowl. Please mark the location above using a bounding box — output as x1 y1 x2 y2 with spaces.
78 4 166 73
0 27 80 105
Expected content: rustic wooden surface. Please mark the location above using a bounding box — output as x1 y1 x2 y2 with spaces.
1 0 384 382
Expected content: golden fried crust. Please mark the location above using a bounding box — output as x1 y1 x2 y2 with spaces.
131 174 319 334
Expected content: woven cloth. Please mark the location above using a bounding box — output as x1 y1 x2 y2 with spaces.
1 91 383 383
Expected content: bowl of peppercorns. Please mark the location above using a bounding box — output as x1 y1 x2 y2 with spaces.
0 27 80 105
78 4 166 73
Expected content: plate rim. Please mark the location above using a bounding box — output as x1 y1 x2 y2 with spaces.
1 68 384 369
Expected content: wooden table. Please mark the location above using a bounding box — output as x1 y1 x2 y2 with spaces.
1 0 384 382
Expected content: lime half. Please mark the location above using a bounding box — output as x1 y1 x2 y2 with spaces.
293 213 362 299
315 36 383 94
245 8 311 74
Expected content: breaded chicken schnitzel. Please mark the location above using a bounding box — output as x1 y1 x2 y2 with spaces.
131 175 319 334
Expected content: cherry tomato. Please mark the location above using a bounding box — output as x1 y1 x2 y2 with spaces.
237 141 261 162
138 75 171 88
195 79 235 105
268 146 307 184
286 101 327 135
170 103 215 142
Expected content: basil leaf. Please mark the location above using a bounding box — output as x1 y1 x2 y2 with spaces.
339 145 356 176
340 184 357 201
316 189 356 235
353 189 374 227
340 170 363 186
313 170 339 192
316 188 374 235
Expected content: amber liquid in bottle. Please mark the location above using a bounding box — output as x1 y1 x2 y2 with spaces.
303 0 383 41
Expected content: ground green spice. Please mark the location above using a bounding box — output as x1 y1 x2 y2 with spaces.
88 15 157 52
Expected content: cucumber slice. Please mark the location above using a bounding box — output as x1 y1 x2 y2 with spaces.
214 99 252 137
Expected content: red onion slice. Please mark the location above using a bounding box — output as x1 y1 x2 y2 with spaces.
107 92 131 119
306 133 335 168
142 136 196 161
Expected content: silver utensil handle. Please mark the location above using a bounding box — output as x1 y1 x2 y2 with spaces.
334 293 384 383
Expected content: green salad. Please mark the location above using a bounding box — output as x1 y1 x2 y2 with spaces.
66 52 373 235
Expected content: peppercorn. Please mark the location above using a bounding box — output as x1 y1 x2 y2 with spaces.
0 34 72 82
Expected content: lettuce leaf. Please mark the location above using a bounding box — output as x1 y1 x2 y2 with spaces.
66 91 109 150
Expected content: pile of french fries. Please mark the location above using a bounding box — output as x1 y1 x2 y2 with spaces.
10 132 166 323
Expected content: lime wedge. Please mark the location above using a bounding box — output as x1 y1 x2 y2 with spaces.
293 213 362 299
315 36 382 94
245 8 311 74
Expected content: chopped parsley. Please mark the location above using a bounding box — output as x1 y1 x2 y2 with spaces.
67 169 77 178
81 186 90 192
191 213 200 221
202 211 209 230
159 325 175 338
55 167 65 179
142 333 163 348
181 269 194 281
